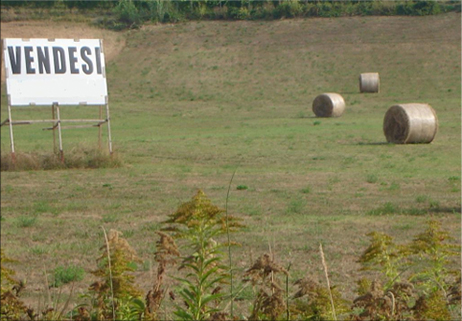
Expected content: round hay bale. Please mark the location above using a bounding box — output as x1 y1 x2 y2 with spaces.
383 103 438 144
359 72 380 93
312 93 345 117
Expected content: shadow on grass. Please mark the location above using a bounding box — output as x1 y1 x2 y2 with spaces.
367 203 461 216
341 91 362 95
355 142 392 146
429 206 461 214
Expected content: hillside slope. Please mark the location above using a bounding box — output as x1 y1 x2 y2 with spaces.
107 13 460 108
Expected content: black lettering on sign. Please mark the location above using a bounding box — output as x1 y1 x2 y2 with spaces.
95 47 102 74
80 46 93 74
7 43 103 75
68 47 79 74
52 47 66 74
37 47 51 74
8 46 21 74
24 46 35 74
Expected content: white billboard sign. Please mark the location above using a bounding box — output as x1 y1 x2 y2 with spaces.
3 38 108 106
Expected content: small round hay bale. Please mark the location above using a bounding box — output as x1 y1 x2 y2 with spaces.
383 103 438 144
312 93 345 117
359 72 380 93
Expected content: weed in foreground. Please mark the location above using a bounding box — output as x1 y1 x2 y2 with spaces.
1 190 460 321
1 250 27 320
291 276 349 321
74 229 144 321
353 220 461 320
244 253 288 321
144 231 179 320
160 189 244 320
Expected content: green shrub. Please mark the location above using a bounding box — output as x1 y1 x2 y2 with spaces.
16 215 38 228
52 265 85 287
367 202 397 216
113 0 142 28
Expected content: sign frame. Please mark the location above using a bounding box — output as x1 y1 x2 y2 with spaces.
1 38 113 160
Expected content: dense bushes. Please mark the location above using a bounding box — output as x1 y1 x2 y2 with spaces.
108 0 457 28
1 0 459 29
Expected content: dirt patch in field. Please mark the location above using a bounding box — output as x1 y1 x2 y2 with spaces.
1 20 126 82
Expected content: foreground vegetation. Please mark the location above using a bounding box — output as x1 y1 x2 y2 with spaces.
1 5 460 321
2 190 460 320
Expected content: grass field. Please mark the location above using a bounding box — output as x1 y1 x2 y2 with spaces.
1 12 461 318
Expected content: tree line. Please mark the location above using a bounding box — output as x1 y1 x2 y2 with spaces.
2 0 461 29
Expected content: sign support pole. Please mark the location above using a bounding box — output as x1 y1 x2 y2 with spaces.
55 103 64 163
7 103 16 162
98 105 103 150
105 100 113 155
52 103 57 153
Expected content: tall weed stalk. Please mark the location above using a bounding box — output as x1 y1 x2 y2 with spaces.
224 165 239 318
160 190 244 320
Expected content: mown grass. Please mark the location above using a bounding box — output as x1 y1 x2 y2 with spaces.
0 11 460 318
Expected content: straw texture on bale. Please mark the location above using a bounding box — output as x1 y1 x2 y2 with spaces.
383 103 438 144
359 72 380 93
312 93 345 117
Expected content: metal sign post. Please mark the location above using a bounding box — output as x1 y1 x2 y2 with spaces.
55 103 64 162
7 102 16 162
105 99 113 155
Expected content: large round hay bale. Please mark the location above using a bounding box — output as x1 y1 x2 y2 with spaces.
383 103 438 144
312 93 345 117
359 72 380 93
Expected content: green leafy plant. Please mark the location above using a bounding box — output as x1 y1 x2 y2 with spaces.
160 190 244 320
358 231 407 288
16 215 38 228
366 174 378 184
51 265 85 288
408 220 460 295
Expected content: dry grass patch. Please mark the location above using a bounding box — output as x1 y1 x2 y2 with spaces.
1 146 122 171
